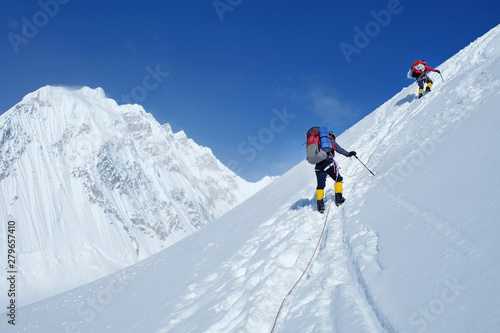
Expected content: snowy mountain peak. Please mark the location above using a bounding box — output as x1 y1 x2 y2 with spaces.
173 129 188 140
0 85 272 306
20 85 111 110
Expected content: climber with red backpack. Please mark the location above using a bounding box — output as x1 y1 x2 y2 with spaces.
306 127 356 213
409 60 441 99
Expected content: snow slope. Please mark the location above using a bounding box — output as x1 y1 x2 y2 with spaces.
0 86 272 306
3 24 500 333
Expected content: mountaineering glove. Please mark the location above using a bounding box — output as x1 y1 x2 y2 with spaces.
348 151 357 157
435 70 441 73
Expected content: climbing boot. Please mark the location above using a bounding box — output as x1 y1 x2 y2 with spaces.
425 82 432 93
316 189 325 213
334 182 345 206
335 195 345 206
418 88 423 99
317 199 325 213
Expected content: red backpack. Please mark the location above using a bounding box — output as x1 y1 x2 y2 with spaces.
411 60 427 77
306 127 335 164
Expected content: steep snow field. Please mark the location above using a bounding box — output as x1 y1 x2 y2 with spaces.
2 24 500 333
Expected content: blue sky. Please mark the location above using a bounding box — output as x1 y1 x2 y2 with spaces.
1 1 498 181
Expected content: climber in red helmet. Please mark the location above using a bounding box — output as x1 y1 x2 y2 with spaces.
411 60 441 99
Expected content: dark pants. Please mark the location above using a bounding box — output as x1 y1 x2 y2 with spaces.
315 158 343 190
415 73 433 90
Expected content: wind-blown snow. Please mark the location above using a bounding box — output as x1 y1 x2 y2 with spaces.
2 24 500 333
0 86 272 307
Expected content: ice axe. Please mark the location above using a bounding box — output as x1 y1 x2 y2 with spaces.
437 70 445 82
354 155 375 176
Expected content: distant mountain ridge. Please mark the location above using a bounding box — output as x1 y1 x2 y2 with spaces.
0 86 273 305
